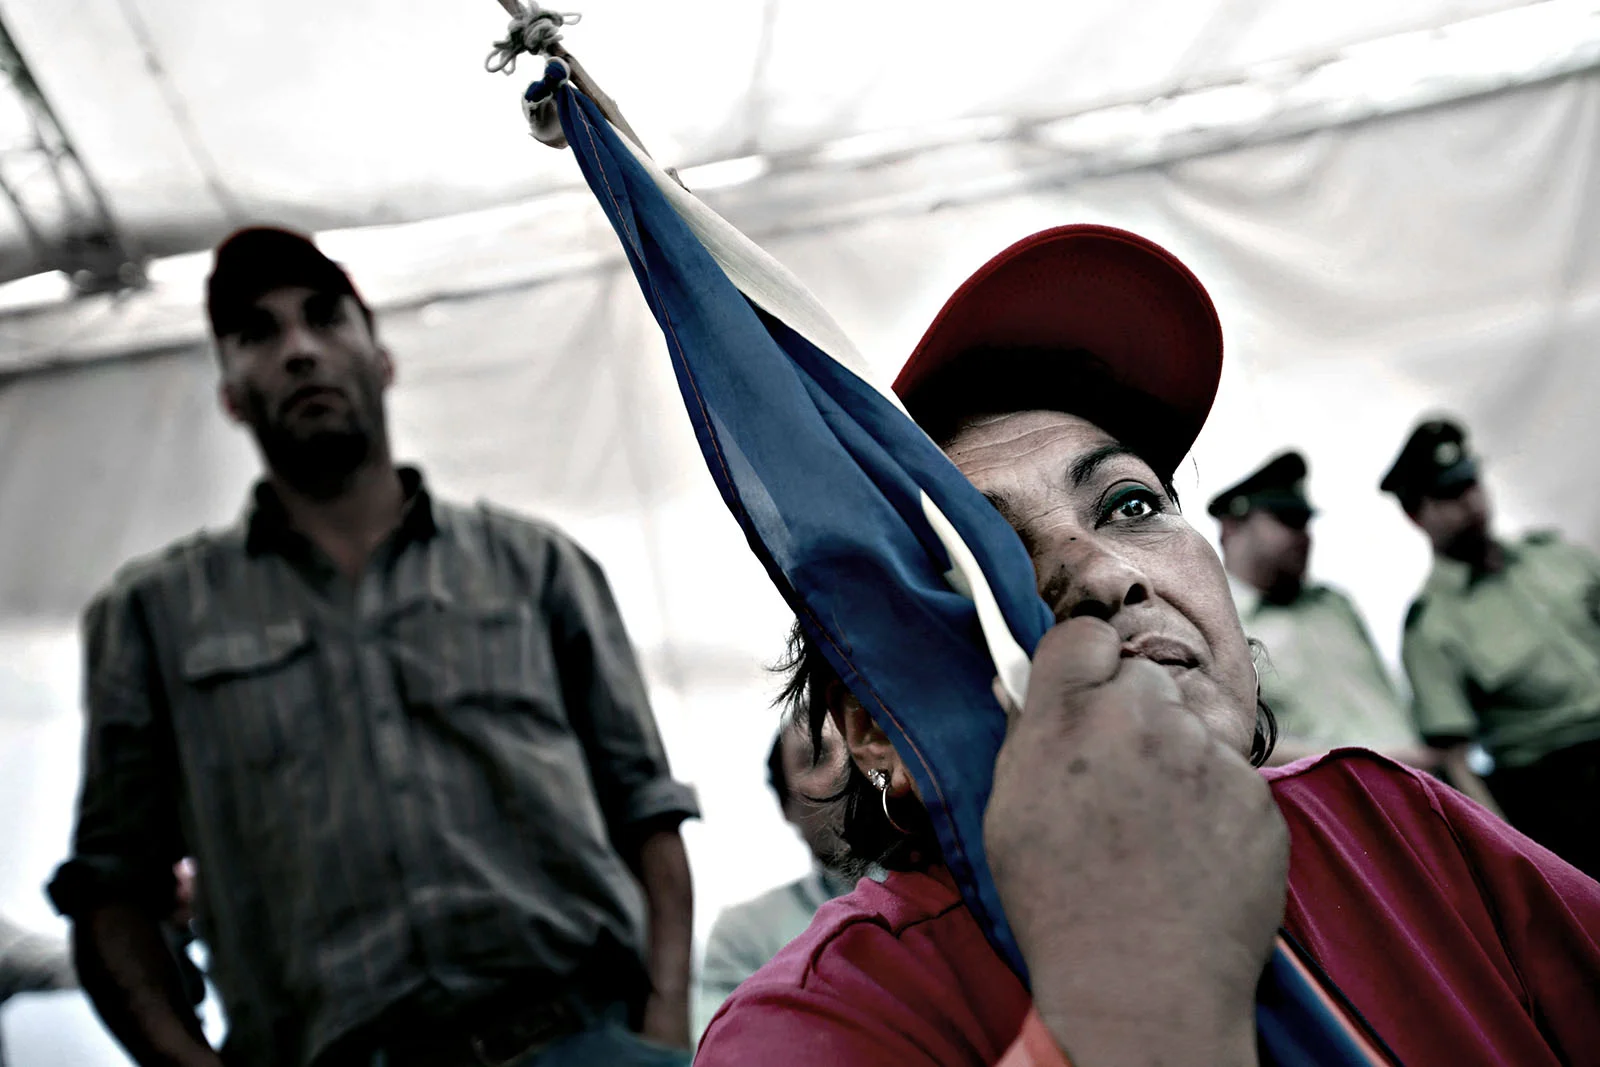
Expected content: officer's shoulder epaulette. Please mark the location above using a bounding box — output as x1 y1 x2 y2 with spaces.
1523 528 1560 546
1404 597 1428 630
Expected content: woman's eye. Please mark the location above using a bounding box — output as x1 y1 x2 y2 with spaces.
1102 487 1162 523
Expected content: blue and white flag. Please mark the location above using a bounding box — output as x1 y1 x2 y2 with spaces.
533 68 1390 1066
548 72 1051 975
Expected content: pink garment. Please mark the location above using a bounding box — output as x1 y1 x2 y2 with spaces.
696 751 1600 1066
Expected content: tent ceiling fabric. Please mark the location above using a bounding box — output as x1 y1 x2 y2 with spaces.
0 0 1536 283
3 2 1599 375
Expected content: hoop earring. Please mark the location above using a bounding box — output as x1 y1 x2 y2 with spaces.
867 768 910 835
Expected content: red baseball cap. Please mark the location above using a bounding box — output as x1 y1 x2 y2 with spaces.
893 224 1223 478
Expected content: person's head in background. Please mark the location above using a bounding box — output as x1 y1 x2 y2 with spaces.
206 226 393 499
766 713 847 869
1209 451 1315 604
1382 418 1494 567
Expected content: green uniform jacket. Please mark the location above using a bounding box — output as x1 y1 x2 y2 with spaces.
1402 532 1600 769
1231 578 1420 750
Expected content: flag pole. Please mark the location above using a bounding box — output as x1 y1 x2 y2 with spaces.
486 1 652 157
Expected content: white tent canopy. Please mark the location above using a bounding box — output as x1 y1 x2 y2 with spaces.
0 0 1577 284
2 3 1600 1062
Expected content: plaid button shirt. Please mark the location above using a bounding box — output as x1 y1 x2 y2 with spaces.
49 469 698 1066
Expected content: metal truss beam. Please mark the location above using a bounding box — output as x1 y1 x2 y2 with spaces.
0 13 143 294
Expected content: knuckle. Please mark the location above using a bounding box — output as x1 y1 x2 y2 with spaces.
1040 618 1118 668
1036 620 1113 671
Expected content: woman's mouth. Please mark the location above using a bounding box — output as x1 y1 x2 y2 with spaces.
1120 635 1201 671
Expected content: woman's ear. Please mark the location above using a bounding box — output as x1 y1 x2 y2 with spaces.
826 681 916 798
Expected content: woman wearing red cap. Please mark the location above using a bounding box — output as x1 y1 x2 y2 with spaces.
695 227 1600 1067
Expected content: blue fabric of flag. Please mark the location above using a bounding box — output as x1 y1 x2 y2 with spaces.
553 79 1052 979
543 74 1384 1066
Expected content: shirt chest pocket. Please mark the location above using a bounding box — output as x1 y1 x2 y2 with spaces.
180 620 318 768
391 600 557 718
1468 625 1569 710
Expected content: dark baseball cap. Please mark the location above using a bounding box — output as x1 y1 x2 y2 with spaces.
1380 417 1479 502
1206 450 1316 527
206 226 369 339
892 224 1224 479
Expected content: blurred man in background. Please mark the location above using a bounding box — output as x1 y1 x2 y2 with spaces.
47 227 699 1067
1385 416 1600 878
0 913 76 1067
694 713 854 1038
1211 451 1437 770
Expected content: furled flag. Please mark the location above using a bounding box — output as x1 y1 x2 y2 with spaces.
526 61 1391 1066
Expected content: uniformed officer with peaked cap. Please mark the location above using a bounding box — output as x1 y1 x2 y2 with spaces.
1207 450 1316 529
1385 415 1600 879
1380 418 1479 509
1210 451 1432 770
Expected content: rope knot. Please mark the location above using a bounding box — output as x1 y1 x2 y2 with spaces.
486 3 582 75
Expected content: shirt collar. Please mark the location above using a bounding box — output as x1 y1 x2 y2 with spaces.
245 466 437 557
816 864 855 900
797 862 853 904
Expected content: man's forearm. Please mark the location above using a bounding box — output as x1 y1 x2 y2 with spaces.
74 904 218 1067
629 828 694 1045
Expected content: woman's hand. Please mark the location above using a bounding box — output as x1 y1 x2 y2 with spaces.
984 617 1289 1067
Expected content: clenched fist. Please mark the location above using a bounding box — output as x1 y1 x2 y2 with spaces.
985 617 1289 1067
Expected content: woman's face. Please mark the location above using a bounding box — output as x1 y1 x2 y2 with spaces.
942 409 1259 757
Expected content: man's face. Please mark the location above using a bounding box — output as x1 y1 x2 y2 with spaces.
1228 508 1311 592
1415 480 1492 558
943 410 1258 757
780 719 847 865
217 286 392 493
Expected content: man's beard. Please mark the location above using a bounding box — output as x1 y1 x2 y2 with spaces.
1442 522 1493 566
1259 546 1308 605
245 383 382 499
1262 570 1304 606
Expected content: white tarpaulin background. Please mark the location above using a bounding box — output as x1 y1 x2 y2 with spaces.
1 2 1598 1062
0 0 1550 280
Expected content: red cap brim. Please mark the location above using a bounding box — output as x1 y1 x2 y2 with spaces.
892 224 1223 476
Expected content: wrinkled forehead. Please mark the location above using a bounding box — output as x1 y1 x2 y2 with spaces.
939 409 1141 492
